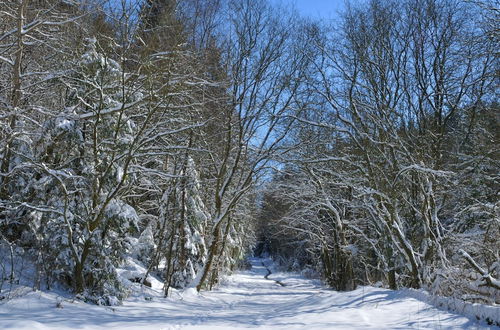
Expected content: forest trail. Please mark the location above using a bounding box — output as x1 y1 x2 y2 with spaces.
0 258 492 329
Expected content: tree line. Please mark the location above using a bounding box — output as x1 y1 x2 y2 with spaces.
0 0 498 306
257 0 499 305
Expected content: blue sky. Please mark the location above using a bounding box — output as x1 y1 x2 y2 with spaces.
273 0 345 20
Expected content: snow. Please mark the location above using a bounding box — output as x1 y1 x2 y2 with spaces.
55 117 73 131
105 200 139 224
0 258 496 330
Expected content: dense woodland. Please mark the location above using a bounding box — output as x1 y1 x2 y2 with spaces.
0 0 498 306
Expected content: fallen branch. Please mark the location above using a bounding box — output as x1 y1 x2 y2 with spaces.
459 249 500 290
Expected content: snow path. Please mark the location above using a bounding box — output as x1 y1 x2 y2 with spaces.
0 258 494 329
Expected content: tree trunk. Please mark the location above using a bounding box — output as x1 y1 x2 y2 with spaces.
196 219 223 292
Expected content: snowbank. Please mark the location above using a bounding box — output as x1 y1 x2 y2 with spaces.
404 289 499 326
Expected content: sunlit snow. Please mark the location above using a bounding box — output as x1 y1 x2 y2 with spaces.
0 258 492 330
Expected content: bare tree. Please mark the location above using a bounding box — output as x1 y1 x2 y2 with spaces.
192 0 314 291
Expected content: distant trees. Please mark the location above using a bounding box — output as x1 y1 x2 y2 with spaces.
258 0 498 303
191 0 315 291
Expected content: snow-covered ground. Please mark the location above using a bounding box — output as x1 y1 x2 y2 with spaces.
0 258 496 329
